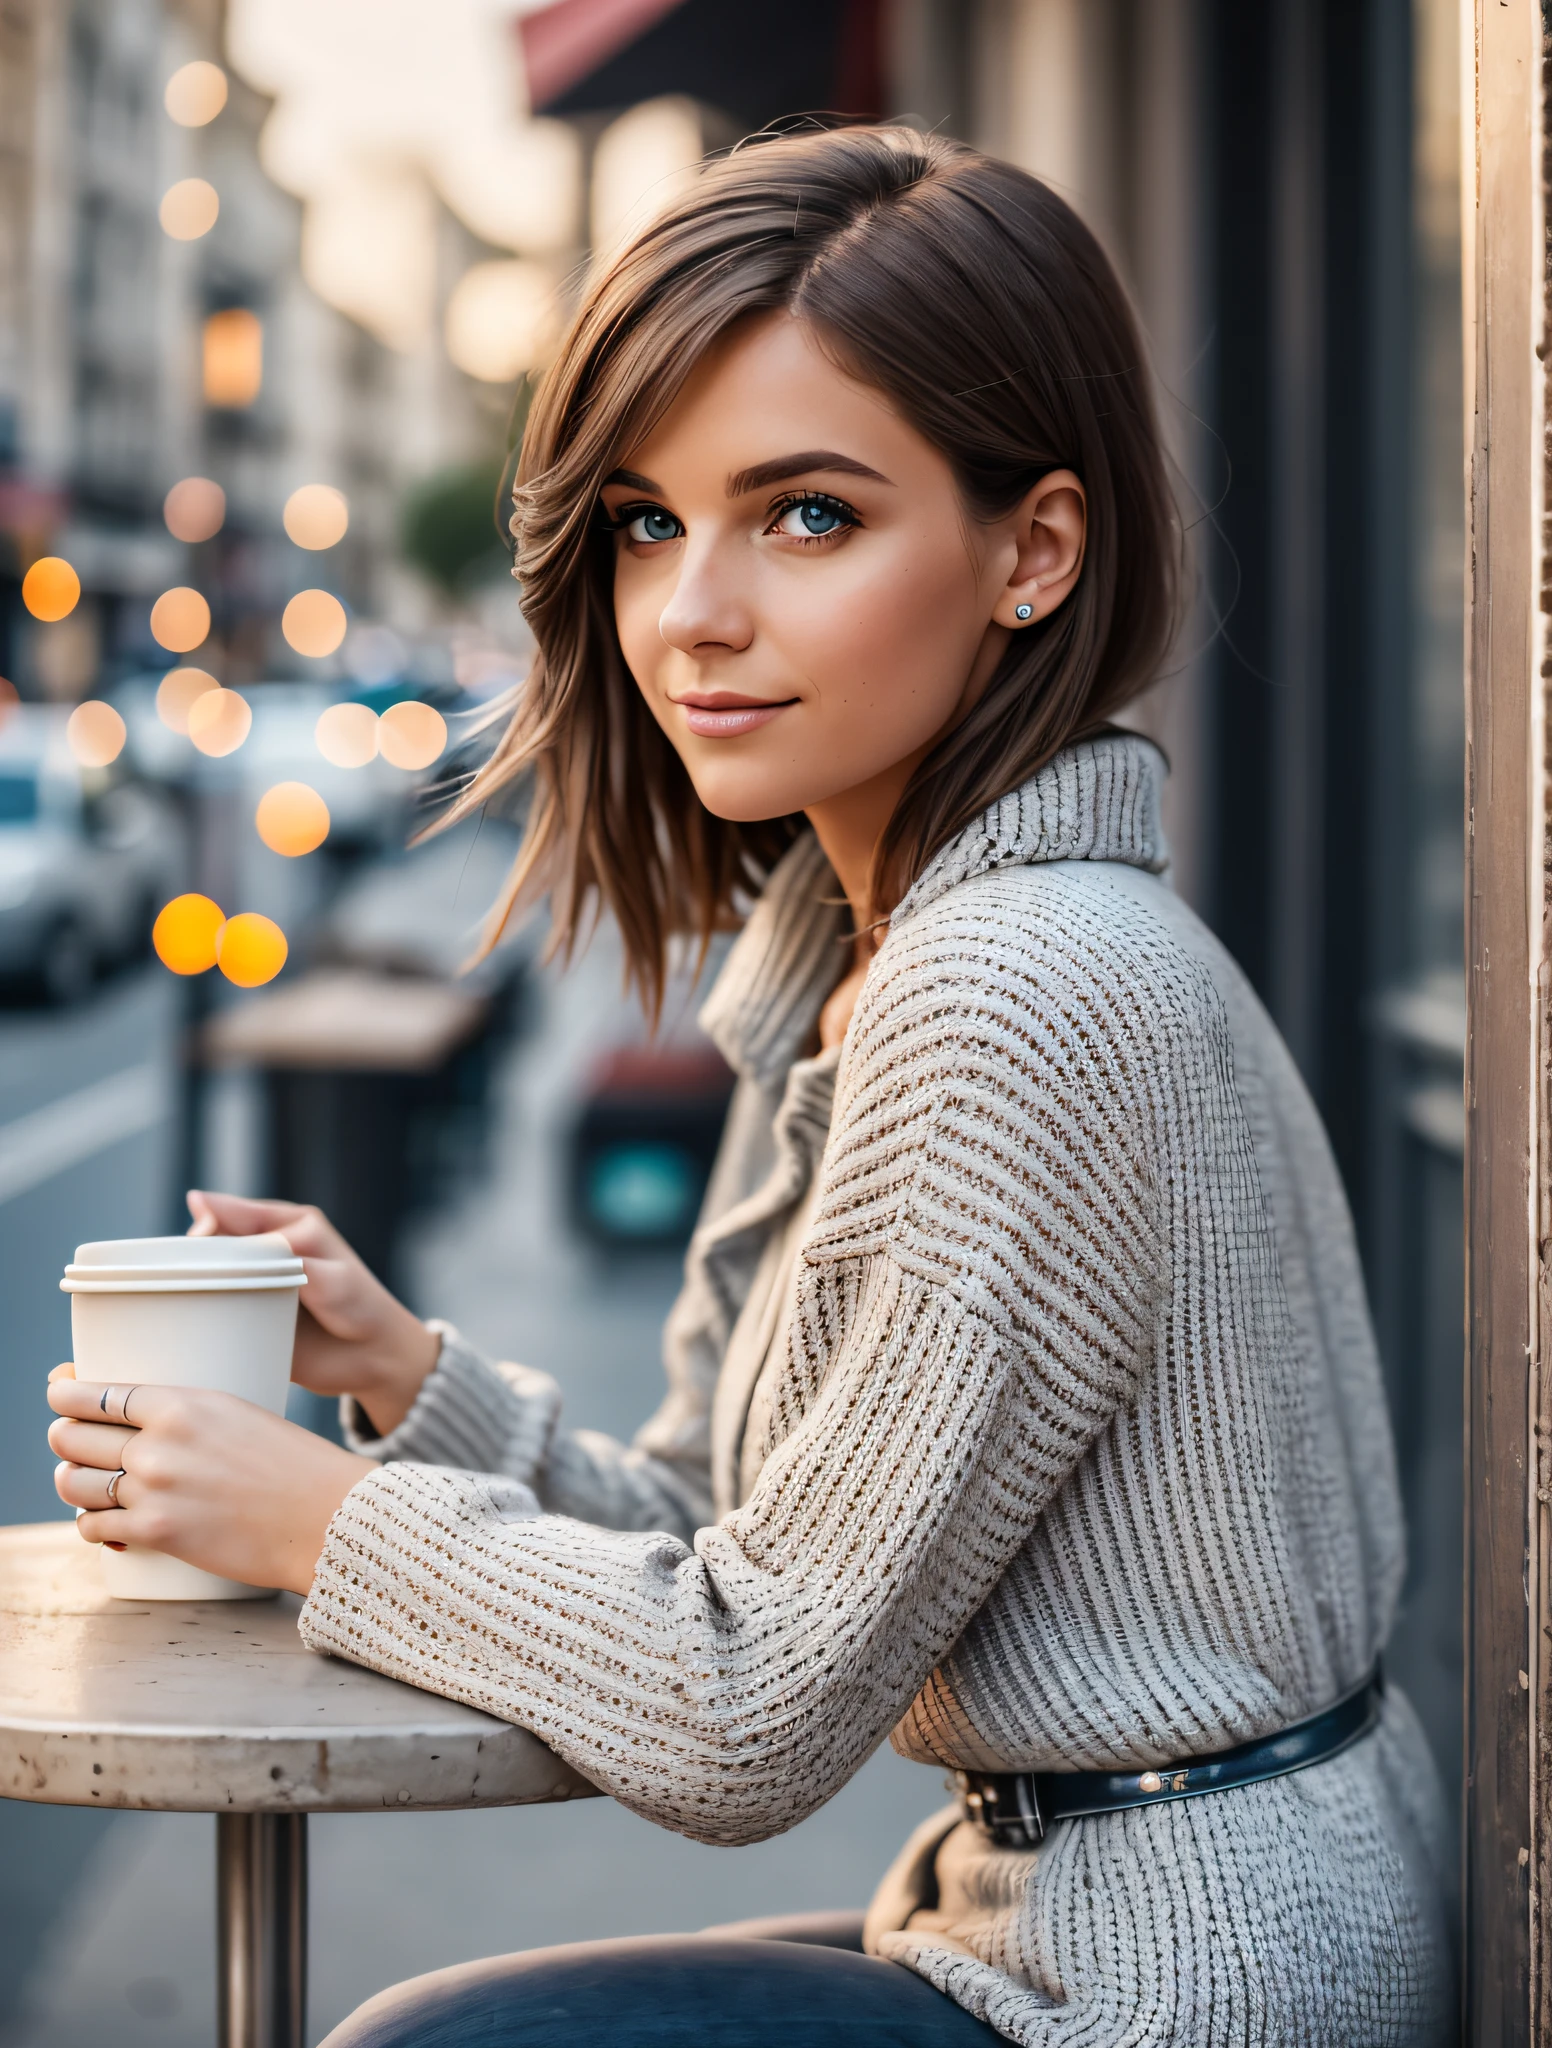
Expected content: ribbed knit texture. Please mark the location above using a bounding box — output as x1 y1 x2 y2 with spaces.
313 732 1452 2044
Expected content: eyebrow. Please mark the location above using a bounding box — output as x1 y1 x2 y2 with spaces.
602 451 894 501
726 451 892 497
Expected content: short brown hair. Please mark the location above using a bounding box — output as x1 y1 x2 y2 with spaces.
457 124 1180 1013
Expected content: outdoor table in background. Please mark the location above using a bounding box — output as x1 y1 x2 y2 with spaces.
0 1521 596 2048
204 967 491 1293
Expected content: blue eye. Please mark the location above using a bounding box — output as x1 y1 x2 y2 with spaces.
621 506 682 544
771 493 855 539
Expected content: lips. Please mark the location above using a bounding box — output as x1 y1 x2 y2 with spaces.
672 694 795 738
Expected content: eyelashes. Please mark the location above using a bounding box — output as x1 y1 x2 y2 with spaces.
599 490 863 548
601 502 684 544
764 491 859 543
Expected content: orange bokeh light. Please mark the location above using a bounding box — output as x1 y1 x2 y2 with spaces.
314 701 378 768
65 701 126 768
255 781 330 857
164 477 226 543
377 700 447 771
149 586 210 653
160 177 219 241
153 894 225 975
155 666 219 734
22 557 80 622
282 589 347 658
203 309 262 408
164 61 227 127
283 485 349 551
187 687 251 758
217 912 287 988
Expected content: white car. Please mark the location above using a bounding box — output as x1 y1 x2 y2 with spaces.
0 708 185 1004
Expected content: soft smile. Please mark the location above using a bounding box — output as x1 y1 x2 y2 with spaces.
670 692 798 738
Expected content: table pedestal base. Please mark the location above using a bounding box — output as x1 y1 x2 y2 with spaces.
218 1812 307 2048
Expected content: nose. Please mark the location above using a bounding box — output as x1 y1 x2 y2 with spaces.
656 540 754 657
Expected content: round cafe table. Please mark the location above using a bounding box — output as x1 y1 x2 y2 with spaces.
0 1522 597 2048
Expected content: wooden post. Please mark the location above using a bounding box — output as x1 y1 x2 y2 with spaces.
1463 0 1543 2037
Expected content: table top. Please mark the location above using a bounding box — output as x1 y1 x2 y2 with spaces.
0 1523 597 1816
204 969 487 1074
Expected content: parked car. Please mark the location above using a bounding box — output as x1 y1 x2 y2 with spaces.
0 708 185 1004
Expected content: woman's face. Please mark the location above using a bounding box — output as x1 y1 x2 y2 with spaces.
603 312 1085 831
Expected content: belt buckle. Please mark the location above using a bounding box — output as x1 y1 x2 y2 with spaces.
956 1772 1045 1847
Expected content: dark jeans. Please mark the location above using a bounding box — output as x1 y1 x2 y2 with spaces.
319 1912 998 2046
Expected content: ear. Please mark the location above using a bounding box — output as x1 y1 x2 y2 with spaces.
992 469 1087 629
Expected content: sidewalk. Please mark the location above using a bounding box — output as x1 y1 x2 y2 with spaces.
8 934 949 2047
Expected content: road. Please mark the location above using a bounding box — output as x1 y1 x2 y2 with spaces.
0 938 949 2047
0 966 184 2030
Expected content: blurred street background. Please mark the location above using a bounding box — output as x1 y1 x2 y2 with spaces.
0 0 1468 2040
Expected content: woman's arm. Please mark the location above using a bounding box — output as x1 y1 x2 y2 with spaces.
183 1187 719 1539
294 905 1164 1845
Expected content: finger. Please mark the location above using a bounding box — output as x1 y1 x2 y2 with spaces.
74 1507 130 1548
187 1190 333 1255
47 1378 172 1425
48 1417 137 1467
48 1361 76 1384
55 1460 132 1512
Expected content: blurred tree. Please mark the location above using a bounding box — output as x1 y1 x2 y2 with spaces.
400 379 532 599
399 458 510 596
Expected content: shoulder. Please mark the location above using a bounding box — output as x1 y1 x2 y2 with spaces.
810 861 1184 1331
849 859 1230 1103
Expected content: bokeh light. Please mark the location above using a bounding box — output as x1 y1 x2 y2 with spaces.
591 98 704 258
444 261 557 383
150 586 211 652
153 893 225 975
21 557 80 622
65 701 126 767
203 309 263 407
159 177 220 241
314 701 378 767
156 666 219 734
377 700 447 771
218 912 288 988
256 780 329 856
282 588 347 657
164 61 228 127
283 485 349 550
164 476 226 543
0 677 17 729
187 687 252 757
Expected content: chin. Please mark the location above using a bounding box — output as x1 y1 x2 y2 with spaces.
682 762 817 825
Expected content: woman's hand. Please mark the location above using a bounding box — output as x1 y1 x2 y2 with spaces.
48 1364 377 1598
187 1190 439 1436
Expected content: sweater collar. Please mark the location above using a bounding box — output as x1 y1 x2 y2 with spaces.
699 730 1168 1084
891 728 1169 925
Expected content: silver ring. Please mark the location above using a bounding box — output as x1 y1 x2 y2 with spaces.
105 1468 126 1505
97 1385 137 1426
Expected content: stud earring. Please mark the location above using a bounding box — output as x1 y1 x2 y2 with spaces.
1014 603 1033 622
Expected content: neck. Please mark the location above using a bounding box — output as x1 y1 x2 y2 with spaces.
804 750 925 938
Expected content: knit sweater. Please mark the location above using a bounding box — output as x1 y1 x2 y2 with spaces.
302 732 1454 2045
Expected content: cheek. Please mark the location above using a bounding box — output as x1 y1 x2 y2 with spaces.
612 565 665 684
786 547 984 727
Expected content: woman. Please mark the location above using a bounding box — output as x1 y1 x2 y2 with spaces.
49 127 1453 2043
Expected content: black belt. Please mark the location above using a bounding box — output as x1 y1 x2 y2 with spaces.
956 1665 1384 1847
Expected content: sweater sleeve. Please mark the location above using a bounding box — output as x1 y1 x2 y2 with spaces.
334 1074 790 1540
299 904 1162 1847
340 1324 711 1540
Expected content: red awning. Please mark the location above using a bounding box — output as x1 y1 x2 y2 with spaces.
518 0 690 112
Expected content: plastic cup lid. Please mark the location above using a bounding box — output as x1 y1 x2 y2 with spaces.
63 1234 305 1287
69 1233 299 1267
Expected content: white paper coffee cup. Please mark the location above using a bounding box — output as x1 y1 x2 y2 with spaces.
60 1233 306 1601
